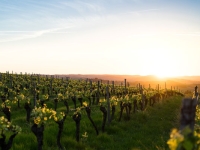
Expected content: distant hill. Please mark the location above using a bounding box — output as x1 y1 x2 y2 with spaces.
56 74 159 82
54 74 200 90
176 76 200 81
55 74 200 82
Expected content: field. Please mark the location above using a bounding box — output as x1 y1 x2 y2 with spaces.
0 73 193 150
9 95 182 150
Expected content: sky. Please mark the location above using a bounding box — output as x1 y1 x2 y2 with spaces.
0 0 200 77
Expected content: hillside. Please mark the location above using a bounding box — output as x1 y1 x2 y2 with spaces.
53 74 200 92
55 74 200 82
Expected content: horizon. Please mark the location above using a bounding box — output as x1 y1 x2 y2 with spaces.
2 71 200 78
1 0 200 77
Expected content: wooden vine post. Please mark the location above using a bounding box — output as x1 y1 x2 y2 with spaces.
140 85 145 111
112 81 115 94
90 80 92 89
180 98 197 131
34 82 37 107
180 86 199 131
124 79 127 94
9 75 12 88
106 86 111 124
37 74 40 84
157 84 160 103
194 86 199 103
50 77 53 96
24 101 32 122
96 81 100 104
90 80 95 105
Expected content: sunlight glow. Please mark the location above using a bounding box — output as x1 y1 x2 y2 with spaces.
0 1 200 76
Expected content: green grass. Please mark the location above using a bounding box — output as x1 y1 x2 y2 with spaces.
2 96 182 150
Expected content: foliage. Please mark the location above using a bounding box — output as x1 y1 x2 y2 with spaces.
53 111 65 122
31 105 56 126
0 116 22 134
1 100 10 108
167 127 200 150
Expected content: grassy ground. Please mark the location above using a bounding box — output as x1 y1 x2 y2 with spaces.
4 95 182 150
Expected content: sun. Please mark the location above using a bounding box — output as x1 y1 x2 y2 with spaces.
142 48 182 79
152 62 181 79
155 72 176 79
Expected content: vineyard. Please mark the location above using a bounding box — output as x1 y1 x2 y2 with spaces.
0 72 184 150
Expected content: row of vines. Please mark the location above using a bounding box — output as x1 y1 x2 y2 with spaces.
0 72 183 150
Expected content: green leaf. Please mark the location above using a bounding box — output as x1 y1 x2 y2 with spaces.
183 140 193 150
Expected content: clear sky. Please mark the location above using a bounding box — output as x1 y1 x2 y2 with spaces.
0 0 200 77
